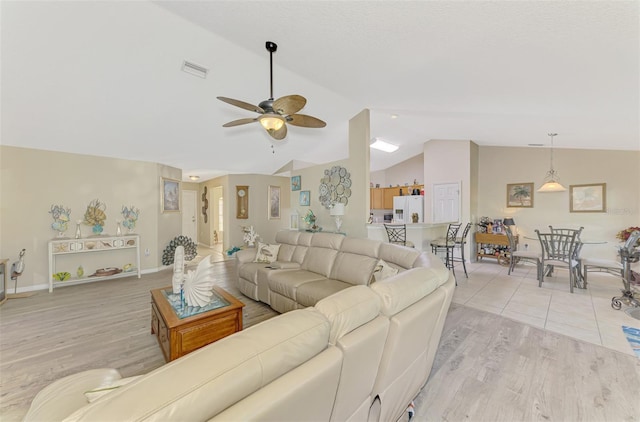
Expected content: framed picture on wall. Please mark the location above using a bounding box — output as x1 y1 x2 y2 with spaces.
299 190 310 206
506 183 534 208
269 185 281 219
291 175 301 191
570 183 606 213
161 177 181 213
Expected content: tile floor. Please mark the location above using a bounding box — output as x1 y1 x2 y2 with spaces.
452 260 640 357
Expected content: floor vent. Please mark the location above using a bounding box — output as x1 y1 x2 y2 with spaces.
182 60 208 79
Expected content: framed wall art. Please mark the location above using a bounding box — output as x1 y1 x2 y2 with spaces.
570 183 606 213
161 177 181 213
506 183 534 208
291 175 301 191
299 190 310 206
269 185 280 219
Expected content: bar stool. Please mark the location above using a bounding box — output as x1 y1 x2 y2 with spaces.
384 224 414 247
430 223 462 278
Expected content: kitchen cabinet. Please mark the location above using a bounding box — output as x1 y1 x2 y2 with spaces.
370 188 384 209
383 188 400 209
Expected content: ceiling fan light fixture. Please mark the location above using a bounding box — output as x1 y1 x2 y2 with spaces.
259 114 285 132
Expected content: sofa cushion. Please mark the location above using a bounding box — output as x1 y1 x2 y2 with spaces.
296 279 352 308
275 230 300 245
297 232 314 246
331 252 379 286
314 285 382 345
239 261 270 283
268 270 327 299
291 245 309 264
277 243 296 262
339 237 381 258
302 247 338 278
370 267 441 316
254 242 280 263
310 232 345 249
378 243 421 269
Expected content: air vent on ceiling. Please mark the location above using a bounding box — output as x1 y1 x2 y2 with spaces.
182 60 208 79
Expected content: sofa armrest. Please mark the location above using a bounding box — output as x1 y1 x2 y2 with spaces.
24 368 122 422
236 248 258 264
270 261 301 270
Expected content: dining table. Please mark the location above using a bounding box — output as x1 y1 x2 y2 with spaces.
524 234 607 289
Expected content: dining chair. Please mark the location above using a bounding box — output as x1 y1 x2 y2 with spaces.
548 226 584 283
384 224 414 247
430 223 462 279
581 257 624 289
535 229 581 292
505 226 542 281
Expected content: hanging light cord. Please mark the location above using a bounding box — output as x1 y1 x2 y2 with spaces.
548 132 558 175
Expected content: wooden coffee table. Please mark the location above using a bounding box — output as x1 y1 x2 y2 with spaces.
151 286 244 362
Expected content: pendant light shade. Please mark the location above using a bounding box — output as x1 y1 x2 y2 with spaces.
538 133 566 192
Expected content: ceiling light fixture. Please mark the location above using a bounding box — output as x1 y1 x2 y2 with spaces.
370 138 399 153
390 114 398 119
537 133 566 192
259 114 285 133
189 175 200 181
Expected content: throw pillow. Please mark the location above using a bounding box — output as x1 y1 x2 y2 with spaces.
372 259 399 283
254 242 281 264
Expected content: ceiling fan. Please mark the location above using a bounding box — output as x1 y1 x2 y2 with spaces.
217 41 326 141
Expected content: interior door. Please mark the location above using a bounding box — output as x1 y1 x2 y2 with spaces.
182 190 197 242
432 182 460 223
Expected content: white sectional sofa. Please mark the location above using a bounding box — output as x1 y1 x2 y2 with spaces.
25 231 455 422
237 230 450 314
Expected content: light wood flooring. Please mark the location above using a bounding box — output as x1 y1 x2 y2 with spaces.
1 260 639 421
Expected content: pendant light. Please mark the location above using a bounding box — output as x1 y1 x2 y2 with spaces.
537 133 566 192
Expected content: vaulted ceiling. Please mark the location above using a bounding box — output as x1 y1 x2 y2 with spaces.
2 1 638 181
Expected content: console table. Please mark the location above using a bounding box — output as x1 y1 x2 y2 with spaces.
475 232 517 265
48 235 141 292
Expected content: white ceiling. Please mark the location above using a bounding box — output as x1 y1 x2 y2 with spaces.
2 1 638 181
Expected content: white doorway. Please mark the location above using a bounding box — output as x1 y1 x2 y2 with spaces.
182 190 198 242
432 182 460 223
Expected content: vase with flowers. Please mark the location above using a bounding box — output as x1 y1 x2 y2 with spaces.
617 227 640 247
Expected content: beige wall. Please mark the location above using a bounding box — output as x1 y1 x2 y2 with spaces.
0 146 182 291
478 146 639 261
288 109 369 239
376 154 424 188
424 140 476 225
197 174 290 250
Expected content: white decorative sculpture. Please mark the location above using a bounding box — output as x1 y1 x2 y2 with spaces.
182 256 216 307
172 246 216 307
172 246 185 294
243 225 258 247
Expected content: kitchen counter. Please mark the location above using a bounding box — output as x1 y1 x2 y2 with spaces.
367 223 448 251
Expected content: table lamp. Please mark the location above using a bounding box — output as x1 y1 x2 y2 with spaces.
503 217 516 234
330 203 345 232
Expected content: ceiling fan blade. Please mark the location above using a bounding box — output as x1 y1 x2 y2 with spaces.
287 114 326 128
222 118 257 127
273 95 306 115
267 123 287 140
217 96 264 114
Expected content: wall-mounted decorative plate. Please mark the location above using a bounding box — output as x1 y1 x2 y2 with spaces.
319 166 351 209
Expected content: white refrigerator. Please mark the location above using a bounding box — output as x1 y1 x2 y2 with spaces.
392 196 424 223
